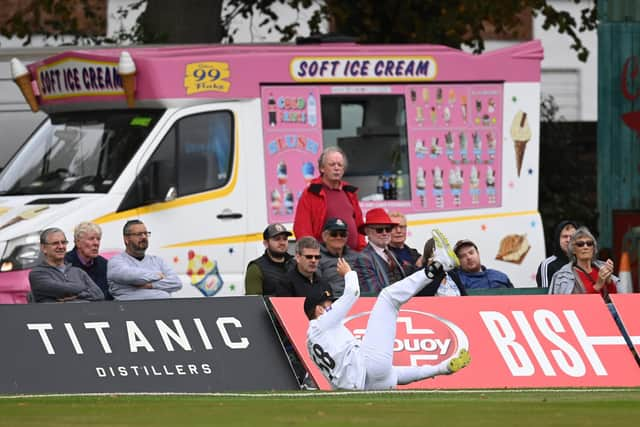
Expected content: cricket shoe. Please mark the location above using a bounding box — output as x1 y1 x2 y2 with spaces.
448 348 471 374
431 228 460 272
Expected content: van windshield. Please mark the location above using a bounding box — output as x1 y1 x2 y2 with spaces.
0 110 164 195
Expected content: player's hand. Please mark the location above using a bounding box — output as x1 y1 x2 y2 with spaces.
336 257 351 276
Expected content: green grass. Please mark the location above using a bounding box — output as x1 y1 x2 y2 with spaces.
1 390 639 427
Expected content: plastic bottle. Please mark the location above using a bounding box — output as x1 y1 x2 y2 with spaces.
376 175 384 196
395 170 405 199
307 92 317 127
390 174 397 200
382 175 391 200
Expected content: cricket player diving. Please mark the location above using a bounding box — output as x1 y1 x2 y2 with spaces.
304 229 471 390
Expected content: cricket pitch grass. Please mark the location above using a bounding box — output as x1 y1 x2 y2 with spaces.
1 389 639 427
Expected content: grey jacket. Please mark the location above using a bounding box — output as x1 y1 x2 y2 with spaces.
317 244 359 297
549 260 620 295
108 251 182 300
29 261 105 303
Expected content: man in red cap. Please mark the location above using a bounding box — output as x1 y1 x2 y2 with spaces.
293 147 366 251
353 208 408 295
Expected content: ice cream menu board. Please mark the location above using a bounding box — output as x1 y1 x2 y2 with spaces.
407 84 503 211
261 86 322 222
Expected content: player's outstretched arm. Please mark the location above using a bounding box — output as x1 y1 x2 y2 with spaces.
315 259 359 329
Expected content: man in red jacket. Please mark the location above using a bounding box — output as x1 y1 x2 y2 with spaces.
294 146 365 251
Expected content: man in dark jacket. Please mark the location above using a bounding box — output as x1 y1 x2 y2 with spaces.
276 236 332 297
245 223 295 295
29 228 104 303
65 221 111 300
536 220 579 288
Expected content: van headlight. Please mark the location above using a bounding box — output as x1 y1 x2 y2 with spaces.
0 232 41 272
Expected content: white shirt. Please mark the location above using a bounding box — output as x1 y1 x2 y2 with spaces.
306 271 365 389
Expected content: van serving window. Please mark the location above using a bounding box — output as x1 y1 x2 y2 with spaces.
322 94 410 201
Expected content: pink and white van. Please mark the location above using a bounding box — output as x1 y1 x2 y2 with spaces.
0 40 544 301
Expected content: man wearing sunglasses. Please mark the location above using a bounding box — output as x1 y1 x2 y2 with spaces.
353 208 408 296
276 236 332 298
108 219 182 300
318 218 359 297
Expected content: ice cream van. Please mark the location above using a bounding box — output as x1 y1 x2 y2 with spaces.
0 40 544 302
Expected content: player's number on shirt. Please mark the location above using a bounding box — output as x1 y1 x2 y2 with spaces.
311 344 335 378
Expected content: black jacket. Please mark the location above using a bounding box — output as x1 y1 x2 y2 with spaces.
276 268 332 297
65 248 112 300
536 220 579 288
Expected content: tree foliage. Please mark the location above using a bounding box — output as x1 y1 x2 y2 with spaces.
1 0 598 61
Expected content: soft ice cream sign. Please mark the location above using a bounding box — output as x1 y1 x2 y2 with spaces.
290 56 437 82
36 57 123 100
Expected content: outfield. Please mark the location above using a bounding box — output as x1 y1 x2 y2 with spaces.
1 389 639 426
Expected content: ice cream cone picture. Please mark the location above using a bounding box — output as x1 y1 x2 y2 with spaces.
472 131 482 162
416 106 424 126
445 131 454 159
430 106 437 124
460 95 468 122
118 51 137 107
415 167 426 207
486 131 496 160
11 58 39 112
432 166 444 208
486 166 496 204
510 110 532 177
448 167 463 206
448 88 456 104
459 132 468 162
271 189 282 215
443 106 451 124
415 139 427 158
422 87 429 103
430 136 441 158
277 160 288 185
469 166 480 204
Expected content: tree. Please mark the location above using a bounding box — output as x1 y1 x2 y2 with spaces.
1 0 597 61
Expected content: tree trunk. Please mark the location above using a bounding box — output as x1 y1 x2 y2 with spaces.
141 0 223 44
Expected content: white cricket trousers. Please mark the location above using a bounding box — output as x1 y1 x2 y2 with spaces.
360 269 449 389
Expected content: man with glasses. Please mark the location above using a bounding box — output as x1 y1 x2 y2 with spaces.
318 218 359 297
29 227 104 302
353 208 408 296
245 223 295 295
294 146 366 251
107 219 182 300
276 236 332 297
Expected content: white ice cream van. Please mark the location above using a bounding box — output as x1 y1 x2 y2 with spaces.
0 40 545 302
